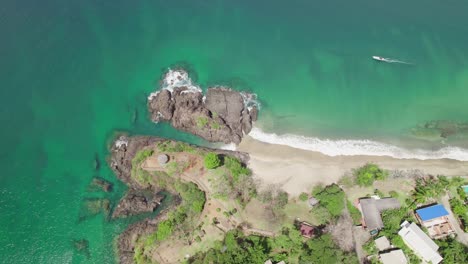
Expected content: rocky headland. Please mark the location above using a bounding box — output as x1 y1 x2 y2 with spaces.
108 135 249 263
147 69 258 144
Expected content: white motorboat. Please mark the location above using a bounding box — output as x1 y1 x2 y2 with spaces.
372 56 389 62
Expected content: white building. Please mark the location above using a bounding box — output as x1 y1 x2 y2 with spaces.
398 221 443 264
380 249 407 264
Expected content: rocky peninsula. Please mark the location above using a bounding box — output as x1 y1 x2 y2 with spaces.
108 135 249 263
147 69 258 144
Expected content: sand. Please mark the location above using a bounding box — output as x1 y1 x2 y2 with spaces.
237 136 468 196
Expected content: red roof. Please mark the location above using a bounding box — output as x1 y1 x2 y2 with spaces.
300 223 315 238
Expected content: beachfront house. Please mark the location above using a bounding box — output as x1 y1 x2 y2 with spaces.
358 197 401 234
415 204 455 239
398 221 443 264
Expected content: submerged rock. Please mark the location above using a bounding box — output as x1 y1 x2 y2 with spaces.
410 120 468 140
147 69 259 144
112 190 164 219
72 238 90 258
88 177 113 192
79 198 111 222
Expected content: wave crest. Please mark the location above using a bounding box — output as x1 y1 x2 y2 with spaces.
249 127 468 161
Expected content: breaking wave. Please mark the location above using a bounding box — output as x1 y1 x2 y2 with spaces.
248 127 468 161
148 68 260 111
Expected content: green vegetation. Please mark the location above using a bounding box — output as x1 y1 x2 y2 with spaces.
224 156 251 181
210 157 256 206
134 180 206 262
410 175 458 205
189 226 358 264
347 200 362 225
379 208 420 264
196 117 209 128
312 184 345 219
258 186 289 220
437 238 468 264
156 141 195 153
131 148 154 185
362 239 377 255
353 163 388 186
166 161 189 176
204 152 221 169
299 192 308 201
449 197 468 231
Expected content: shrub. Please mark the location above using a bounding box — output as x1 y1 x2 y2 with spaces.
196 117 209 128
299 192 309 201
204 153 221 169
224 156 251 181
354 163 388 187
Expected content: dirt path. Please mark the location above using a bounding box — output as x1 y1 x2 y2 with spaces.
441 195 468 246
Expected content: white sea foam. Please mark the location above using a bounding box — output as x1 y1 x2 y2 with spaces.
161 68 202 93
219 143 237 151
248 127 468 161
240 92 261 111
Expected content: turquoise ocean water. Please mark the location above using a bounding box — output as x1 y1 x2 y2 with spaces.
1 0 468 262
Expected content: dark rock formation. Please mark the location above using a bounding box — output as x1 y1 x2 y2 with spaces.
148 73 258 144
112 190 164 219
88 177 113 192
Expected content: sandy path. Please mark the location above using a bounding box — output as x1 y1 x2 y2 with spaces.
237 136 468 195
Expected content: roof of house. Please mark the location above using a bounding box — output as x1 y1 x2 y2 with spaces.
360 198 401 230
416 204 449 222
374 236 391 251
380 249 408 264
398 221 442 264
300 222 315 238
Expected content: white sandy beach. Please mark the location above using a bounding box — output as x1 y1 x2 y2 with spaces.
237 136 468 195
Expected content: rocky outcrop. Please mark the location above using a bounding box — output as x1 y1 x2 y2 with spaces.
88 177 113 192
147 69 258 144
112 190 164 219
109 135 249 189
109 135 249 263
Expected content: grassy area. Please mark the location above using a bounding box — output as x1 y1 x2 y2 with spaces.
283 201 319 226
131 148 154 185
347 200 362 225
156 141 196 153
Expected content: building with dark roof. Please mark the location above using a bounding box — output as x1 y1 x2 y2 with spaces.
415 204 454 239
359 197 401 234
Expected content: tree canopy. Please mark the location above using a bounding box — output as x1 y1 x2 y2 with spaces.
354 163 387 186
312 184 345 218
204 152 221 169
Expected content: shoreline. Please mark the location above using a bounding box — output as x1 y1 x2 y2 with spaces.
238 136 468 195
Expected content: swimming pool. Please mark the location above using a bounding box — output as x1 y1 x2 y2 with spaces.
462 185 468 194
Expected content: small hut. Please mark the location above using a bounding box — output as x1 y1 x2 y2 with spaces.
308 197 319 207
158 154 169 165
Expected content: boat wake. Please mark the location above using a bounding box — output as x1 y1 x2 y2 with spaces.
373 56 413 65
248 127 468 161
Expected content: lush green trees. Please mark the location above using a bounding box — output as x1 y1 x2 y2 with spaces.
300 234 359 264
437 238 468 264
204 152 221 169
224 156 251 181
312 184 345 218
354 163 388 186
156 220 173 241
189 226 359 264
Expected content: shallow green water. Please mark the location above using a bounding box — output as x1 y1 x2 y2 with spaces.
1 0 467 263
